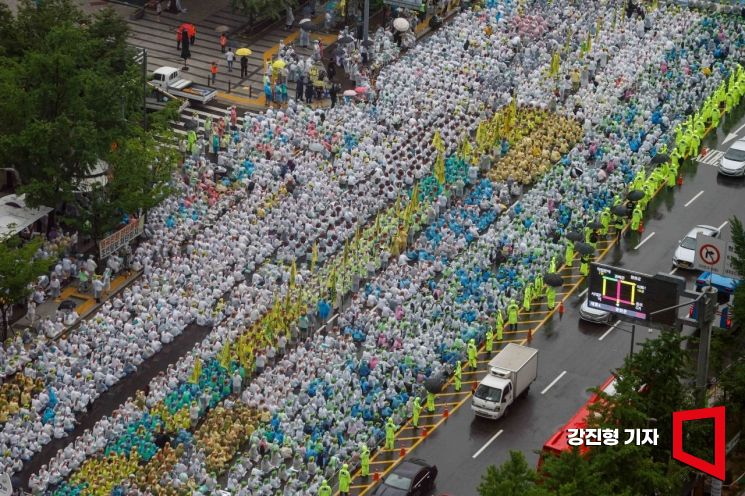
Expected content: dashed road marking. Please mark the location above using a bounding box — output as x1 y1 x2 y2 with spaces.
472 429 504 459
684 190 704 207
599 322 618 341
541 371 567 395
633 232 656 250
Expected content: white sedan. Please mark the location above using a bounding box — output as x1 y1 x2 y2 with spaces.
672 225 721 269
579 297 612 324
719 139 745 177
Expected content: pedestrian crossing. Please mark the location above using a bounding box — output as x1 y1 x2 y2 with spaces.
697 149 724 167
170 102 248 137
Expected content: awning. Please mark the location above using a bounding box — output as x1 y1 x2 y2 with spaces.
0 193 53 239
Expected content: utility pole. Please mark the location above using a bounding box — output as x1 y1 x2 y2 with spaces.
363 0 370 46
695 286 718 406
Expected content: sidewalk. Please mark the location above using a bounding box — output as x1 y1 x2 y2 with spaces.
12 269 142 338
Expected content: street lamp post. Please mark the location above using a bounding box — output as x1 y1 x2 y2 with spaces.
362 0 370 46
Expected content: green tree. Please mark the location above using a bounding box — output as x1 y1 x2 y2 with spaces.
230 0 297 24
0 237 54 341
0 0 150 210
719 358 745 429
63 129 178 242
538 448 612 496
729 217 745 329
591 332 690 462
478 451 549 496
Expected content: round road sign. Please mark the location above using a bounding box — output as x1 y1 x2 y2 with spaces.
699 244 720 265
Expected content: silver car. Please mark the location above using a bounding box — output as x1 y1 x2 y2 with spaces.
579 296 612 324
672 225 720 269
719 139 745 177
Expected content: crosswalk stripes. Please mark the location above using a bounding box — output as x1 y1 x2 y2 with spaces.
697 149 724 167
170 103 248 137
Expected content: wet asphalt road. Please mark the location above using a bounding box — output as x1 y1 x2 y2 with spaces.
396 110 745 496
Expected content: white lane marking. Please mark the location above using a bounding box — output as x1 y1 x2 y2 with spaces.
578 288 589 298
718 220 729 232
599 322 618 341
698 150 723 167
541 371 568 395
472 429 504 459
723 122 745 145
633 232 656 250
669 267 678 275
684 190 704 207
707 150 723 166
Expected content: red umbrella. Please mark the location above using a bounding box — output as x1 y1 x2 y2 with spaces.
355 86 368 94
179 23 196 37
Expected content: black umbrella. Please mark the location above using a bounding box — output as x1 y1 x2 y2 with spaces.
574 242 595 256
299 19 312 29
58 299 77 311
650 153 670 165
586 220 603 230
627 190 645 202
565 230 583 242
424 375 444 394
611 204 629 216
339 35 355 44
544 273 564 287
360 39 375 47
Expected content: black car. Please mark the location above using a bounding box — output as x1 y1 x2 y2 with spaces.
371 458 438 496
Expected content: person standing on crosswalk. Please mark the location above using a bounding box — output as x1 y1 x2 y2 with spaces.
225 48 235 72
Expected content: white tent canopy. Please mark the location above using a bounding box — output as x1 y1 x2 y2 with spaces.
0 193 53 240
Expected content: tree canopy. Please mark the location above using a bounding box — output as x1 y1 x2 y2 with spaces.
478 332 710 496
730 216 745 330
0 237 54 341
0 0 178 243
230 0 297 23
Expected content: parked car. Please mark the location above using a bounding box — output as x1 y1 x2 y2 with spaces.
719 139 745 177
371 458 438 496
579 296 612 324
672 225 720 269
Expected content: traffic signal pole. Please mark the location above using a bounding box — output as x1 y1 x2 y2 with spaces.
695 286 718 406
647 284 718 406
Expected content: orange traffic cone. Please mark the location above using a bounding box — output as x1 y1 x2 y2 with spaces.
422 427 428 437
443 408 449 418
677 175 683 187
400 447 407 457
638 221 645 233
373 472 381 482
701 146 708 157
558 301 565 317
527 328 533 344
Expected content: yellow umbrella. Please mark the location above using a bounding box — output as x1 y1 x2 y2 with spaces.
272 59 287 70
235 47 252 56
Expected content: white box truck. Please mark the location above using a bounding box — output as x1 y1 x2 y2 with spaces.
471 343 538 419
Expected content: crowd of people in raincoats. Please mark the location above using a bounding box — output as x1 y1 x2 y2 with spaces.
3 0 745 494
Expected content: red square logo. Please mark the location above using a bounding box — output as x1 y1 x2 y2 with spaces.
672 406 725 480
